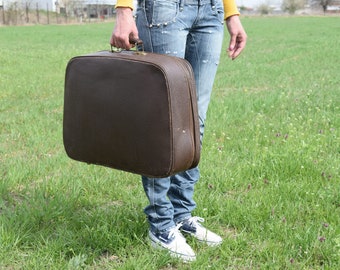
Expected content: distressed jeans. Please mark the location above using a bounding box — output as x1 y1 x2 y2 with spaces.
136 0 224 233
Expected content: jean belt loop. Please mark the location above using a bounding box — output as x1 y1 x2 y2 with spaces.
211 0 216 9
179 0 184 11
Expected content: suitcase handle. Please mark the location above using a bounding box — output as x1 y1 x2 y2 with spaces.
130 38 144 52
110 39 145 54
129 38 143 47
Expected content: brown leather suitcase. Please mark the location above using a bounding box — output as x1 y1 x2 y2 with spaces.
63 48 200 177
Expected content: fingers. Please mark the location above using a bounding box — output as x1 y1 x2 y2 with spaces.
110 34 133 50
228 36 237 59
110 32 140 50
228 37 246 60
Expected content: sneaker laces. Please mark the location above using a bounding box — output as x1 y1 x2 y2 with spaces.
180 216 223 246
186 216 205 227
168 223 185 240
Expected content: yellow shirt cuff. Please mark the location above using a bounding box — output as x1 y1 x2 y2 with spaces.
223 0 240 19
115 0 134 9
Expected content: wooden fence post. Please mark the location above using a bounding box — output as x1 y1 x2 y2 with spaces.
36 2 39 23
47 3 49 24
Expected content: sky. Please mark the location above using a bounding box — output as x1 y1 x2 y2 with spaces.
236 0 283 8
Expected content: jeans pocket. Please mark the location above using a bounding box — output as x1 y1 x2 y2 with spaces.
146 0 179 26
212 4 224 24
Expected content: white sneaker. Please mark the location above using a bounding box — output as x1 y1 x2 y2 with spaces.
149 224 196 262
179 216 223 246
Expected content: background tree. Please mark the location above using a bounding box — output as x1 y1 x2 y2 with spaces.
258 3 273 14
282 0 306 14
319 0 332 13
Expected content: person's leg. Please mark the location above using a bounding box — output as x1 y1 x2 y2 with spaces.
169 0 224 246
169 0 225 223
141 176 174 233
136 0 192 233
136 0 198 261
169 167 200 224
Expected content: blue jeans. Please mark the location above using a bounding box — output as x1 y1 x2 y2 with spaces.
136 0 224 233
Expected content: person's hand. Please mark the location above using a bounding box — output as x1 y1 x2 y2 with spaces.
110 8 139 50
226 15 247 60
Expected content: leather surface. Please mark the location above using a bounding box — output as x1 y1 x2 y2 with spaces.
63 50 200 177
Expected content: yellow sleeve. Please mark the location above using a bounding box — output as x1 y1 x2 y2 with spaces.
223 0 240 19
115 0 134 9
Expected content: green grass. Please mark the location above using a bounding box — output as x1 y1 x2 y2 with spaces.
0 17 339 269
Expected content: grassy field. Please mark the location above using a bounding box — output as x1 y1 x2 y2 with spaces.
0 16 339 269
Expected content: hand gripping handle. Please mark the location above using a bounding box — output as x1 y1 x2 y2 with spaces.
110 39 144 53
